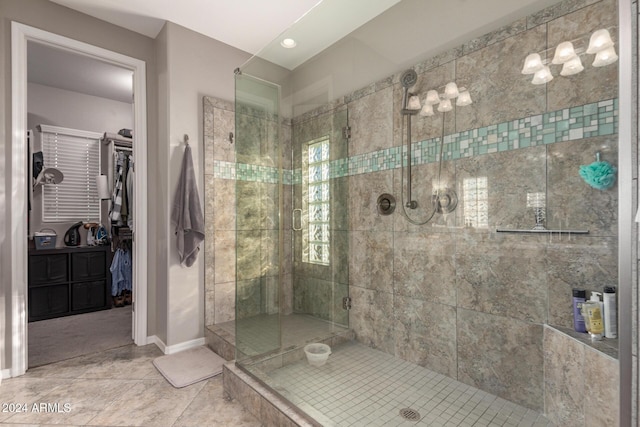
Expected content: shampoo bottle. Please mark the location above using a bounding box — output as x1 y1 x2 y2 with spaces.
572 289 587 333
581 292 604 341
603 286 617 339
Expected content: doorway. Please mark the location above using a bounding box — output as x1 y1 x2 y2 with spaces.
10 22 148 376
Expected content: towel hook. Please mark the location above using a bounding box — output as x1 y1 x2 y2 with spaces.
183 134 189 146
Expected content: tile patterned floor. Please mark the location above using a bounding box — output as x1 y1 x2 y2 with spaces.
0 344 260 427
260 342 553 427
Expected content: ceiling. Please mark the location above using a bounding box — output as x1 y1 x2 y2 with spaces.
34 0 562 103
28 41 133 103
49 0 327 56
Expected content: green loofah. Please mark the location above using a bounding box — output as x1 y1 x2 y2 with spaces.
579 160 617 190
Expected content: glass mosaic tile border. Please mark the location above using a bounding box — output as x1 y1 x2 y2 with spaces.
215 98 618 184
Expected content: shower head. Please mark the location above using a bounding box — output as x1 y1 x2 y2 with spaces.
400 69 419 114
400 69 418 88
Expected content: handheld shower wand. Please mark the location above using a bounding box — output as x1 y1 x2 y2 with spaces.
400 70 419 209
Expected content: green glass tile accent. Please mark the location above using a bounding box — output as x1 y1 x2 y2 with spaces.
598 123 615 135
570 106 583 116
543 133 556 144
583 103 598 115
225 98 617 183
556 120 569 132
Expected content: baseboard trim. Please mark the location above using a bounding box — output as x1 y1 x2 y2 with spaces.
147 335 166 353
1 368 12 379
164 337 206 355
146 335 205 355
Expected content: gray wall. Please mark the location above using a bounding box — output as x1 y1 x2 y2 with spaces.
155 22 250 347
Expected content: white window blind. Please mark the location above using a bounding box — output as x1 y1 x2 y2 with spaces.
39 125 102 223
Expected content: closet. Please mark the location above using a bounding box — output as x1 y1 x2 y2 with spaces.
103 133 134 307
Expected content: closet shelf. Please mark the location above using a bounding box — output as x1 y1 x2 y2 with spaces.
496 228 589 234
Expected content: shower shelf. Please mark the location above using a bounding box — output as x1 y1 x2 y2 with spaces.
496 228 589 234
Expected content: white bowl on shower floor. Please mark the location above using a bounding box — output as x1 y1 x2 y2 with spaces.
304 343 331 366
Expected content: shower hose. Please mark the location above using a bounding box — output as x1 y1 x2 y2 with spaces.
400 112 446 225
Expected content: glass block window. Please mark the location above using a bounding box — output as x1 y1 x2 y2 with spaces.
306 137 330 265
462 177 488 228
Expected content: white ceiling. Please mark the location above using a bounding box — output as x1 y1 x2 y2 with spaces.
35 0 562 103
49 0 325 55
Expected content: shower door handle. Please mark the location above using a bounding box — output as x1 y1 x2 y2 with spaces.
292 209 302 231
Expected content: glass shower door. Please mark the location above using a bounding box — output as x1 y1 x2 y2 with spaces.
234 72 282 362
291 106 349 337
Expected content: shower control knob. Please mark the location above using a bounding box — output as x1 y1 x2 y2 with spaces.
377 193 397 215
406 200 418 209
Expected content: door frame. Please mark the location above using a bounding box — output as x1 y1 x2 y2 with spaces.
10 22 149 376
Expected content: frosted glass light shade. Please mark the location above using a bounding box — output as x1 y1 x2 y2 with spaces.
437 98 453 112
592 46 618 67
531 66 553 84
521 53 544 74
419 103 435 117
407 95 422 110
456 91 472 106
443 82 459 99
586 29 614 54
552 41 577 64
560 56 584 76
424 90 440 105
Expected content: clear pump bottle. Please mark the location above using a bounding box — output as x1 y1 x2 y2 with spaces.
582 292 604 341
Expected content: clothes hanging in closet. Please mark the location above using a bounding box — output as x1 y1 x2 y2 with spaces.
110 246 132 297
109 151 133 226
110 152 125 222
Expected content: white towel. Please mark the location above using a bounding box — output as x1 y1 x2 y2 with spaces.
171 145 205 267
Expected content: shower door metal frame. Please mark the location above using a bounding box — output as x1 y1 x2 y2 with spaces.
616 0 633 424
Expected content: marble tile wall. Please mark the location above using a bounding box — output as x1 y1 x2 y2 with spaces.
543 326 619 426
203 96 237 327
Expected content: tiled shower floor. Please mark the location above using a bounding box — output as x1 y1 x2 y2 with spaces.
258 342 552 427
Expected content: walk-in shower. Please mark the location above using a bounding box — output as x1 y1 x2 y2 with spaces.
218 0 625 425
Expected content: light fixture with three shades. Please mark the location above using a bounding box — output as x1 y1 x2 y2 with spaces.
406 82 473 117
521 28 617 85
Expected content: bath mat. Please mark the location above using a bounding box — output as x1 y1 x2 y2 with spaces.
153 346 225 388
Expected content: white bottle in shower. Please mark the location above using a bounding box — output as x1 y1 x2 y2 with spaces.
603 286 617 339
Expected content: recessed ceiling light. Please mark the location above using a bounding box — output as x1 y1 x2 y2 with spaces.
281 38 297 49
